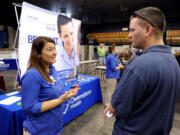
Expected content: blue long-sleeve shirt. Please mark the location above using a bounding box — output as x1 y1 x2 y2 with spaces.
106 53 120 79
21 65 65 135
111 45 180 135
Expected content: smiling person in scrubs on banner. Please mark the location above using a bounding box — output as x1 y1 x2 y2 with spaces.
54 14 80 71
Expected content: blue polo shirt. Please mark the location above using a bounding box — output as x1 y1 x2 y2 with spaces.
21 65 65 135
106 53 120 79
111 45 180 135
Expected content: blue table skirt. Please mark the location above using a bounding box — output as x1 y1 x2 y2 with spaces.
0 59 17 71
0 75 102 135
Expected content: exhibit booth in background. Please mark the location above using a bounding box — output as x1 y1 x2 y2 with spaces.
0 2 102 135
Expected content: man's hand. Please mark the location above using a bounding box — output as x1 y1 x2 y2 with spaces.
104 103 116 118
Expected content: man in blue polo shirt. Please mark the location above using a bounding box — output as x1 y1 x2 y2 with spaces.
104 7 180 135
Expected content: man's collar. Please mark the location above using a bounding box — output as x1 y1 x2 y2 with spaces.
143 45 171 54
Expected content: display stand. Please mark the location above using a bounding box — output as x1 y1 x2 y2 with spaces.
12 3 22 89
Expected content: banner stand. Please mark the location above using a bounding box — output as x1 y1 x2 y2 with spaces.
12 3 22 90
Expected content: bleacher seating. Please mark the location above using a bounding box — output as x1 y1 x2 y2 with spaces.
166 30 180 45
86 32 130 44
86 30 180 45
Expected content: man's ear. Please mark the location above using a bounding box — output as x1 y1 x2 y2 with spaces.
145 25 153 36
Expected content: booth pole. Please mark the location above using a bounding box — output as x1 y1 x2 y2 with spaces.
12 3 22 89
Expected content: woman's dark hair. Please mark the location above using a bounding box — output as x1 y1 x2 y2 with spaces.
28 36 55 83
107 44 116 54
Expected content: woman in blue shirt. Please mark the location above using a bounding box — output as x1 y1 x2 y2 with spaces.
21 36 80 135
104 45 123 107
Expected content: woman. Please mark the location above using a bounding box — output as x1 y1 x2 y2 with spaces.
105 45 123 106
21 36 80 135
119 48 131 79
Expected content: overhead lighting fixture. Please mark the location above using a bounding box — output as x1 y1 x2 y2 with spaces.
67 12 71 18
60 12 71 18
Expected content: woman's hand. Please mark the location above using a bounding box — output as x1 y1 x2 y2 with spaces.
60 84 80 102
118 63 125 69
116 63 125 70
41 84 80 112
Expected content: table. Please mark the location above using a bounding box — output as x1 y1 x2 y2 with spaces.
80 60 99 74
0 75 102 135
0 59 17 71
95 66 106 81
79 60 99 65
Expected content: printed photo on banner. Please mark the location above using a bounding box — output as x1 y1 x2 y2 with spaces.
18 2 81 78
54 14 81 72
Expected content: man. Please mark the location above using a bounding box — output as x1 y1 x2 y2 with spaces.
129 46 143 59
104 7 180 135
97 43 106 65
54 14 79 71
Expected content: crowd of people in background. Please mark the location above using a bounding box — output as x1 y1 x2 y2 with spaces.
93 42 144 107
94 43 180 70
94 43 142 65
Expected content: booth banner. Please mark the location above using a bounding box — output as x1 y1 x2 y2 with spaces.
18 2 81 77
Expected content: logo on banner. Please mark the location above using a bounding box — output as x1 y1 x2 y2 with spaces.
63 90 92 114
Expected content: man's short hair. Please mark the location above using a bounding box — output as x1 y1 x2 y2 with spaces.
130 7 166 34
57 14 72 34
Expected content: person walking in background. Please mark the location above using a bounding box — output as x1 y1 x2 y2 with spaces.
21 36 80 135
104 7 180 135
93 47 98 60
97 43 106 65
104 45 124 107
129 46 143 59
119 48 131 66
118 48 131 80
